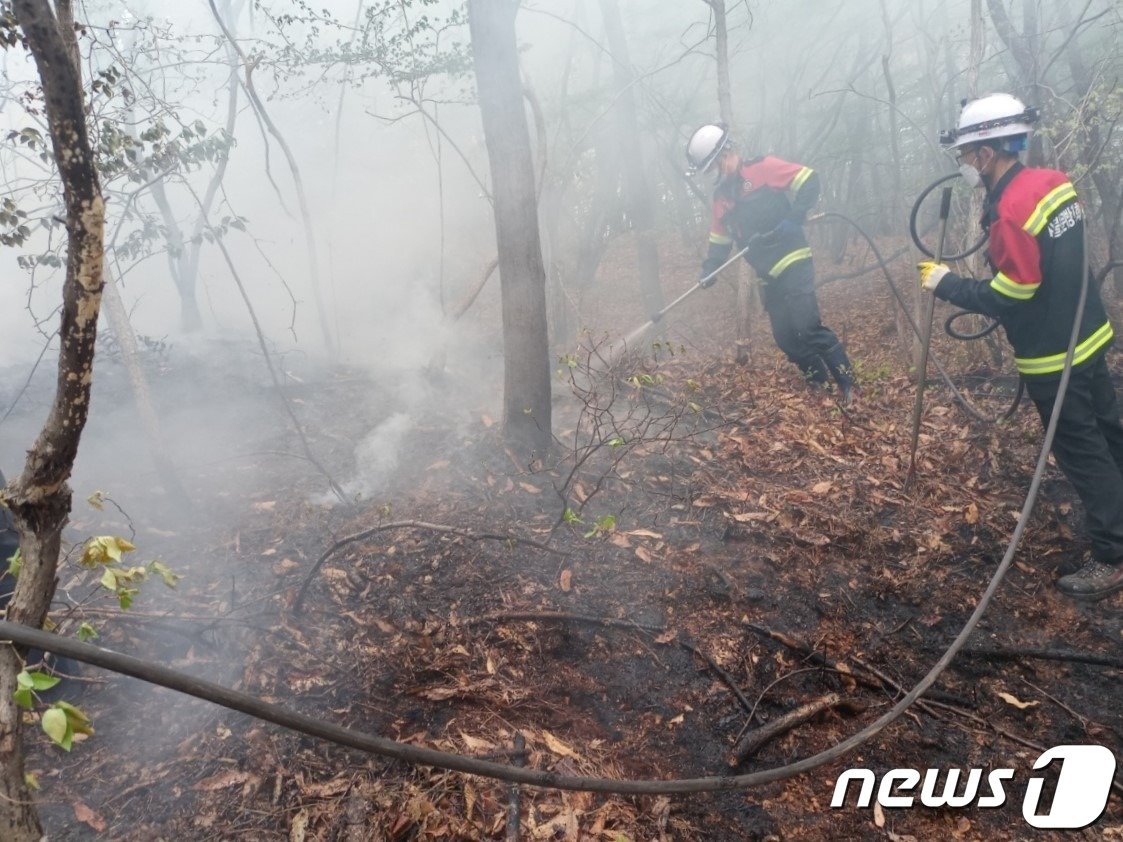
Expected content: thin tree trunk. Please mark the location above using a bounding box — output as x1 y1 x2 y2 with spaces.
101 272 192 509
878 0 902 230
962 0 992 367
599 0 662 319
703 0 753 359
468 0 552 455
1 1 106 837
207 0 336 355
147 0 241 332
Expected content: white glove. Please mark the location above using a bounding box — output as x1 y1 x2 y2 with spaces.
917 261 950 292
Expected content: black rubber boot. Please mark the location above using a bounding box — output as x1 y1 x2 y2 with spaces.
822 342 857 404
1055 559 1123 601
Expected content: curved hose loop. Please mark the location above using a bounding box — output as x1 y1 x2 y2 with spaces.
909 172 988 261
942 313 1022 425
0 241 1092 798
909 174 1009 395
944 309 1000 341
940 312 1021 424
812 212 991 423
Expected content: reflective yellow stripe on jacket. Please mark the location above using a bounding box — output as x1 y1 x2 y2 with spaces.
989 271 1040 301
768 247 812 278
1023 182 1078 236
1015 320 1114 375
792 166 814 191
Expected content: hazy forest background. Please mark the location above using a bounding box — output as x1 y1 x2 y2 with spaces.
1 0 1123 839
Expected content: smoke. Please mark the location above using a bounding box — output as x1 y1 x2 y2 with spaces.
340 411 413 502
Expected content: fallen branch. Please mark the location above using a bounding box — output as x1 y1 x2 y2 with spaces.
743 621 974 709
293 522 567 614
955 645 1123 671
729 693 862 766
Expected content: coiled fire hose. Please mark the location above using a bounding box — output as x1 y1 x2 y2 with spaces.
908 172 1023 419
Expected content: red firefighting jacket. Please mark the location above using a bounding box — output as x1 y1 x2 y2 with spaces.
703 156 820 281
934 162 1113 378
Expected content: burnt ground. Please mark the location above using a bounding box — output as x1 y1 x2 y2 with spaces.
10 230 1123 840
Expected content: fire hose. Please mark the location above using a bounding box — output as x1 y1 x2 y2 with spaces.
0 195 1096 798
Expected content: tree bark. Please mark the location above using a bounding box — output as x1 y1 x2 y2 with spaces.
468 0 552 455
1 1 106 837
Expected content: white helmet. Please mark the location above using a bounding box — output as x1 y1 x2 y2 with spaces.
941 93 1038 148
685 123 731 174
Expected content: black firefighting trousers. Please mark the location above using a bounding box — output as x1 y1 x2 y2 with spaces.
760 257 853 389
1025 354 1123 564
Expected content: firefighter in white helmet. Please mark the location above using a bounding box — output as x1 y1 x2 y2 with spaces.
919 93 1123 600
686 123 857 404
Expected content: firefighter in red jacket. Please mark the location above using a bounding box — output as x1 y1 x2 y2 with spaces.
919 93 1123 601
686 123 856 404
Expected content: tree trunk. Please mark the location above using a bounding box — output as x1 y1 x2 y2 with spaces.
599 0 662 319
703 0 754 358
1 1 106 837
961 0 993 369
878 0 902 231
101 272 193 509
710 0 733 125
207 0 336 355
468 0 552 455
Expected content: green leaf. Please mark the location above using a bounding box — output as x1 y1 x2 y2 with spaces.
13 688 33 710
562 508 582 525
77 623 98 642
99 568 117 591
41 707 72 751
16 671 33 690
608 436 626 448
117 588 138 610
54 701 93 735
82 536 137 567
27 672 60 692
24 772 39 791
7 547 20 579
148 560 181 589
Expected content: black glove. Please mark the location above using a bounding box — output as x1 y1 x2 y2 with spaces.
772 217 802 239
699 258 723 288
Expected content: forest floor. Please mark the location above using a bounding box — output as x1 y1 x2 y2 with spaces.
13 230 1123 840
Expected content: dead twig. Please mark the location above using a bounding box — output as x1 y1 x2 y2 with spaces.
743 621 973 709
729 693 863 766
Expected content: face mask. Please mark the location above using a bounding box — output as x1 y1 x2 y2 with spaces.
959 162 983 189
